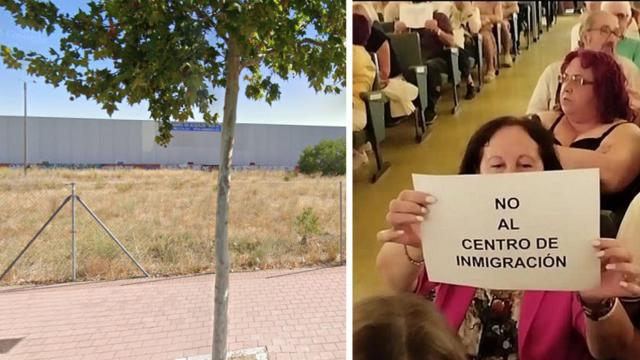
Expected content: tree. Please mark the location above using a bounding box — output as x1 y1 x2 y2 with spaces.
298 138 346 176
0 1 345 358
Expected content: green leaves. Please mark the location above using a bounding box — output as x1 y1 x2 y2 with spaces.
298 138 346 176
1 45 22 69
0 0 345 145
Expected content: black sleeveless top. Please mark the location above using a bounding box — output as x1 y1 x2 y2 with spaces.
547 114 640 216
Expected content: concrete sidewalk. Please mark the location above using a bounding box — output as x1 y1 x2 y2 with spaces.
0 266 345 360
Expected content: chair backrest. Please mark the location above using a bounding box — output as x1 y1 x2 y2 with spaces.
379 21 395 34
386 32 423 73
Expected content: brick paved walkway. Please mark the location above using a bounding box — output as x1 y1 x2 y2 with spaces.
0 266 345 360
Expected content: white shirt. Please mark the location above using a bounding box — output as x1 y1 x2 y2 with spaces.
382 1 414 22
526 55 640 114
570 22 581 51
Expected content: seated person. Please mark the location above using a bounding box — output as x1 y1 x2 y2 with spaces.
502 2 519 51
353 4 419 125
377 116 640 359
602 1 640 68
382 1 398 22
447 1 482 99
395 9 457 122
352 13 376 168
528 10 640 120
531 50 640 218
606 1 640 40
354 294 466 360
476 1 514 82
382 1 411 22
571 1 602 51
515 1 534 49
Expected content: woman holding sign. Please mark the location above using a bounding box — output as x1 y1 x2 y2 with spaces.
376 117 640 359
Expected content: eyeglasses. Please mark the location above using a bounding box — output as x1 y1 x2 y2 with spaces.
557 73 595 87
613 12 630 21
586 25 623 39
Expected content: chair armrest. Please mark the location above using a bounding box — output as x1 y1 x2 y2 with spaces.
444 48 462 85
406 66 429 113
360 90 388 102
360 91 388 143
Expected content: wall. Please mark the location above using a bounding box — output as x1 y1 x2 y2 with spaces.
0 116 345 167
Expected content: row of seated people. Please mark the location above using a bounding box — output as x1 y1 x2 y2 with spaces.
353 1 550 181
363 4 640 358
526 4 640 224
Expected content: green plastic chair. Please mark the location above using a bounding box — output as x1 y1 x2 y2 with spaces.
379 21 395 34
354 53 390 183
386 32 429 142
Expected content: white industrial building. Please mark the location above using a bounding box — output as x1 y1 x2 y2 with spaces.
0 116 344 168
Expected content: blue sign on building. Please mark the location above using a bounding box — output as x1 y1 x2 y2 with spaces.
171 122 222 132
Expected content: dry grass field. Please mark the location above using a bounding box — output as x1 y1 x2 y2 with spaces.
0 168 344 285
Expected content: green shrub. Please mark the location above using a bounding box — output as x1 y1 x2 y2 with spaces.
298 138 345 176
294 207 321 245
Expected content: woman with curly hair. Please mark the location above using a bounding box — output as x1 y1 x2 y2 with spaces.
533 49 640 220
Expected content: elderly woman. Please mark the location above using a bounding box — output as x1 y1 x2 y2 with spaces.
376 116 640 359
533 50 640 219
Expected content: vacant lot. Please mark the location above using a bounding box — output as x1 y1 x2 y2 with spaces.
0 168 344 284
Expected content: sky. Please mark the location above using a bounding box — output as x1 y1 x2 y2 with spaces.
0 2 346 127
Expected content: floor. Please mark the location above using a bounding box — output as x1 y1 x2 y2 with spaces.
353 15 577 303
0 266 345 360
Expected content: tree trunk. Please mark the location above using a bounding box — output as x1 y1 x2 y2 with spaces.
212 38 241 360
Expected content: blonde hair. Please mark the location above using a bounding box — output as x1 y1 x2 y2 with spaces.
353 294 467 360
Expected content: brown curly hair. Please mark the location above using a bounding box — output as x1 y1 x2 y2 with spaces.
559 50 633 123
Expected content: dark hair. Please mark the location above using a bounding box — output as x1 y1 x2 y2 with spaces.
560 50 632 123
353 294 466 360
458 116 563 174
353 14 371 46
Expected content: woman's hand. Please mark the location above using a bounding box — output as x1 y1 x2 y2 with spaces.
376 190 436 248
424 19 439 32
580 238 640 301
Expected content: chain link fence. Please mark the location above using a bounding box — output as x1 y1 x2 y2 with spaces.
0 168 345 285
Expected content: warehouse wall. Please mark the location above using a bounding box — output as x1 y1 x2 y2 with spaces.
0 116 345 167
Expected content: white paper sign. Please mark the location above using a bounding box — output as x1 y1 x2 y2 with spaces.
412 169 600 291
399 3 433 29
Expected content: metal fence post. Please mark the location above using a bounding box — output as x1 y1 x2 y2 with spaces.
339 181 343 264
71 183 77 281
